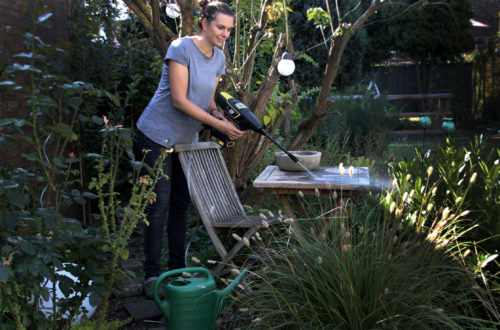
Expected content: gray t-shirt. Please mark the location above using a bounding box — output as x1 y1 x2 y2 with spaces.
137 37 226 147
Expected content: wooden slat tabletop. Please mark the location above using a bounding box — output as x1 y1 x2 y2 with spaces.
253 166 372 191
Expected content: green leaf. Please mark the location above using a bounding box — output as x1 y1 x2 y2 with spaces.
0 81 17 86
19 240 36 255
7 190 26 208
118 248 129 260
130 160 143 171
74 196 86 205
105 91 120 107
263 114 271 126
82 192 97 199
0 136 11 148
50 123 78 141
0 266 13 282
37 13 53 23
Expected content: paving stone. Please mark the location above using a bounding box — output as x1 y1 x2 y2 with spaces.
121 257 143 273
124 299 163 321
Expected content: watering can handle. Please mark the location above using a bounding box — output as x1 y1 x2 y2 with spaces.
153 267 214 318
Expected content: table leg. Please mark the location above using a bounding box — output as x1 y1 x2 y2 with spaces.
279 194 302 233
290 194 309 219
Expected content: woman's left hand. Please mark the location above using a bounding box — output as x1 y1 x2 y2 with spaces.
211 109 227 121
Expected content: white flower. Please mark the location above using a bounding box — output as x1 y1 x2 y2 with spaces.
427 166 433 177
232 233 242 241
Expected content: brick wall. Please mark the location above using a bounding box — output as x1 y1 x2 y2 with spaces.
0 0 69 167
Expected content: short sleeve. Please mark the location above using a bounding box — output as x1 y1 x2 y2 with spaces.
165 39 189 67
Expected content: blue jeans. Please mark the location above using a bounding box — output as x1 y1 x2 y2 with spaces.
134 130 190 278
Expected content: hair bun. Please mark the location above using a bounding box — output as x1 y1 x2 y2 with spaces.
198 0 211 10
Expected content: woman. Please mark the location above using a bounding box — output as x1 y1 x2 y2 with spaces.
135 0 244 298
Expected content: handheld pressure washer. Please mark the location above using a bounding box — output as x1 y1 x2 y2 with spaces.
211 92 299 163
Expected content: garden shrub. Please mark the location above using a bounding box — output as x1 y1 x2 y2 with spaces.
294 85 400 158
386 135 499 296
0 6 164 328
232 197 496 329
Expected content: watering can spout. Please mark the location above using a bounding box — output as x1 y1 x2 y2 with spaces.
216 268 248 311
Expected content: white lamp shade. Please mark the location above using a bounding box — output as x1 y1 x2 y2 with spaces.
277 52 295 76
166 3 180 18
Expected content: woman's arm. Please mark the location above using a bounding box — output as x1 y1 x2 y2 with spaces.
169 60 244 141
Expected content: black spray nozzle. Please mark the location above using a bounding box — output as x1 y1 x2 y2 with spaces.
261 130 299 163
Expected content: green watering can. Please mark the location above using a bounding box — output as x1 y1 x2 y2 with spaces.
153 267 247 330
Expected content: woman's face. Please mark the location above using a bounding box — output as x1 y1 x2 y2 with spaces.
203 13 233 48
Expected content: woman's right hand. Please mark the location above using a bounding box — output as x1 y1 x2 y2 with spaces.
216 119 245 141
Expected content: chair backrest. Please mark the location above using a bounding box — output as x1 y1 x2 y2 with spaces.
174 142 246 225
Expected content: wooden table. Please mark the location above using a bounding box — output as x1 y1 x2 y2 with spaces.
253 166 375 232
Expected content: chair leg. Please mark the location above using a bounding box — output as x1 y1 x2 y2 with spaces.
213 226 259 275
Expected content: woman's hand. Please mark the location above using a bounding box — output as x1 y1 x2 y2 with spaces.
215 119 245 141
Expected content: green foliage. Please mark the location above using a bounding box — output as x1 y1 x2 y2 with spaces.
232 197 496 328
0 4 166 328
387 136 500 280
89 121 168 324
289 0 368 88
364 0 474 66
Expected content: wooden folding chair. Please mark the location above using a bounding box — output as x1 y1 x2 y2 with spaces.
174 142 280 275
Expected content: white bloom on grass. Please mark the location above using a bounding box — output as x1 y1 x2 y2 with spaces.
232 233 242 241
315 188 320 197
255 232 262 241
239 308 249 312
283 218 294 224
252 318 262 323
298 190 304 198
470 172 477 183
389 202 396 214
409 189 415 199
392 178 397 187
259 213 267 220
427 166 433 177
207 259 217 264
349 166 354 177
339 163 344 176
268 210 274 217
427 203 434 212
261 220 269 228
191 257 200 263
384 288 389 295
432 187 437 196
395 208 402 218
460 210 470 217
182 272 192 278
402 191 408 202
243 237 250 247
441 207 450 221
456 196 463 204
358 226 364 234
458 178 464 186
317 256 323 264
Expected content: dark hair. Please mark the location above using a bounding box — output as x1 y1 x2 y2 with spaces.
198 1 233 29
